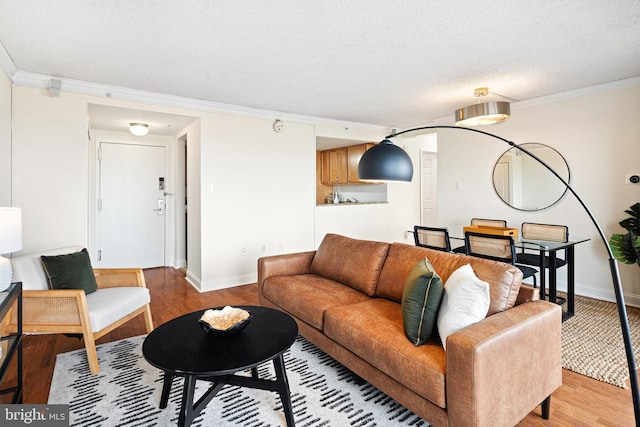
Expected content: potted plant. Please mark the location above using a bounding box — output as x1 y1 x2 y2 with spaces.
609 202 640 267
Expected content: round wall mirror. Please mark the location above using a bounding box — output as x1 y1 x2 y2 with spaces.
493 143 570 211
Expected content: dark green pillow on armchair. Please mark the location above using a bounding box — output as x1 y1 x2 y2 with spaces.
40 248 98 294
401 257 444 346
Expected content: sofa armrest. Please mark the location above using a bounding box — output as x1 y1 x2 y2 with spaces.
93 268 147 289
257 251 316 295
13 289 88 332
446 301 562 427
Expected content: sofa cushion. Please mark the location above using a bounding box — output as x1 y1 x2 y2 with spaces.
309 234 390 297
377 243 522 315
262 274 371 330
40 248 98 294
324 298 447 409
437 264 490 350
401 258 444 346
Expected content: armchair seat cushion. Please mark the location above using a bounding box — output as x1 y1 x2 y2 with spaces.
86 287 150 332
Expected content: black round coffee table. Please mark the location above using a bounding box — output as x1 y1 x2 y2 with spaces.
142 305 298 427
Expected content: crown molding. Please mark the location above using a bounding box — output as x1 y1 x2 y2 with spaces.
0 41 17 80
9 70 388 131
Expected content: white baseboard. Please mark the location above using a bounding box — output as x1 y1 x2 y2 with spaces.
185 270 202 292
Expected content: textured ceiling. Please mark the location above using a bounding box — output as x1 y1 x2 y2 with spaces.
1 1 639 128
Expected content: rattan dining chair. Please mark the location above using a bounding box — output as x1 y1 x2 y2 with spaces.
413 226 451 252
516 222 569 298
464 231 538 286
516 223 569 270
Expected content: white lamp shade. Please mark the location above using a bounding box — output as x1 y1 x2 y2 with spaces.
0 207 22 254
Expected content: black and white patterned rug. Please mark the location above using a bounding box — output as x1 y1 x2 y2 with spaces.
48 335 431 426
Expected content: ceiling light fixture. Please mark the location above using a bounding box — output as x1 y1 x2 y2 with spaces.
129 123 149 136
455 87 511 126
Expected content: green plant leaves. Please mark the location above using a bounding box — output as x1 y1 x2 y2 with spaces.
610 202 640 267
609 232 640 266
619 202 640 235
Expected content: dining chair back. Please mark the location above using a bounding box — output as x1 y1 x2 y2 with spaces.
471 218 508 228
452 218 509 253
465 231 538 286
521 222 568 242
413 226 451 252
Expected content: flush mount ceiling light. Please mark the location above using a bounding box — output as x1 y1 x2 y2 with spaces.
455 87 511 126
129 123 149 136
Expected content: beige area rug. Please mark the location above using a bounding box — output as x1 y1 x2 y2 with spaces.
562 294 640 388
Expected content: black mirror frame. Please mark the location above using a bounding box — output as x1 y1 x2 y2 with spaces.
492 143 570 211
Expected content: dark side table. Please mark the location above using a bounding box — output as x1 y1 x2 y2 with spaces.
142 305 298 427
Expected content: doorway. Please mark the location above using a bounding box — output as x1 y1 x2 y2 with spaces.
420 151 438 226
96 141 167 268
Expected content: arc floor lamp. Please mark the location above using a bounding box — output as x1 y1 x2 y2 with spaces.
359 125 640 425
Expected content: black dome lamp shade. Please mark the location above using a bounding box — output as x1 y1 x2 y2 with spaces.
357 139 413 182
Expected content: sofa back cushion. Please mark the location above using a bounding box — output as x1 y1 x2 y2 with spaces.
309 234 390 297
377 243 523 316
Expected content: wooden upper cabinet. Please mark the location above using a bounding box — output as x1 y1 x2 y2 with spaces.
321 147 348 184
320 150 331 185
347 143 375 183
320 143 375 185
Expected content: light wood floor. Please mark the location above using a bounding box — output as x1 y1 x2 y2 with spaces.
14 267 637 426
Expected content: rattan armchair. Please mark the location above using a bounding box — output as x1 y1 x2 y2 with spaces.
9 246 154 374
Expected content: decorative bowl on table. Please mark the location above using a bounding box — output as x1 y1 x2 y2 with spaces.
198 306 252 336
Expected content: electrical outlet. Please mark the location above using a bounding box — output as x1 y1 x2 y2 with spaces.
240 248 247 257
625 174 640 184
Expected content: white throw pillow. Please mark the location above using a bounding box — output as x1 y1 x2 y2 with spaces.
437 263 491 350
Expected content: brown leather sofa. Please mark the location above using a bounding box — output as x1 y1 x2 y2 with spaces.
258 233 562 427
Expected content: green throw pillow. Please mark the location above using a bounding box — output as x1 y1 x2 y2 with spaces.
40 248 98 294
401 258 444 346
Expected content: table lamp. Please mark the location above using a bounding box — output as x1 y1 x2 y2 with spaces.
0 207 22 291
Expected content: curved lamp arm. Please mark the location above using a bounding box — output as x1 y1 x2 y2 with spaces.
384 125 640 424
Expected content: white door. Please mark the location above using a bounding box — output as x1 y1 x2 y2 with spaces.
421 151 438 226
97 142 166 268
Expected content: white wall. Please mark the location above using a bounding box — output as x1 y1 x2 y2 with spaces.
0 70 11 205
198 114 316 290
184 120 202 288
437 84 640 304
12 87 89 251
